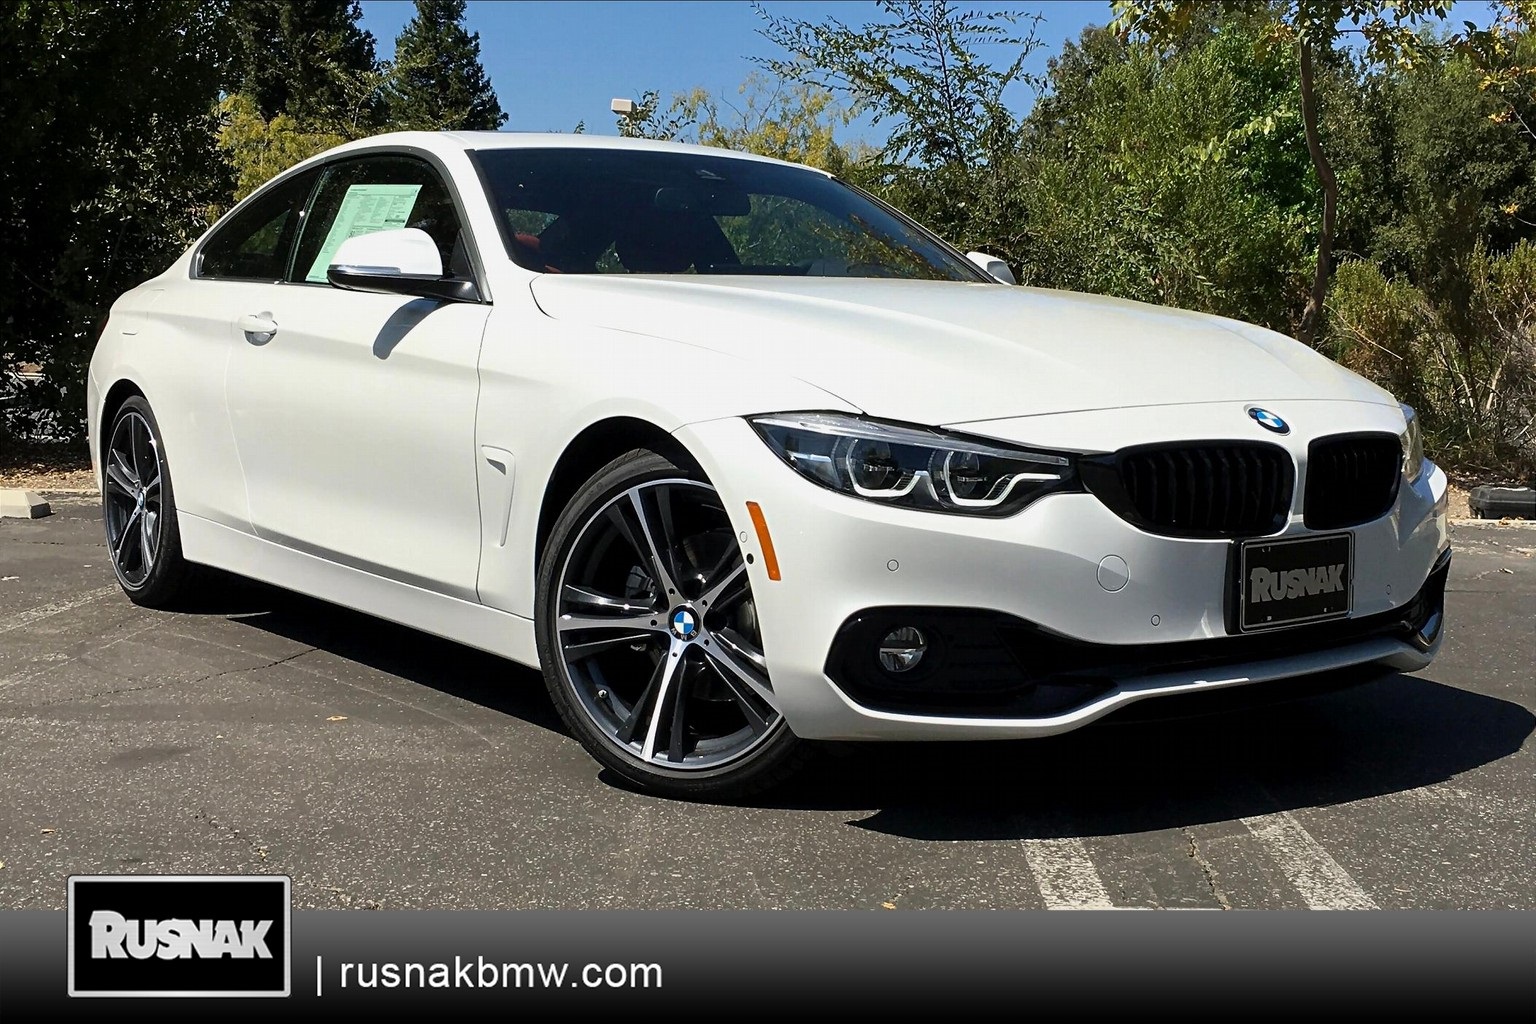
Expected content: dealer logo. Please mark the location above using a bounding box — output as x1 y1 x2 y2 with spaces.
1249 563 1347 602
68 875 291 997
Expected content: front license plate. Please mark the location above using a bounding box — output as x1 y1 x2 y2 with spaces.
1237 533 1353 632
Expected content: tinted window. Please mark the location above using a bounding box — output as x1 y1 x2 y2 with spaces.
290 155 470 284
473 148 985 282
199 170 318 280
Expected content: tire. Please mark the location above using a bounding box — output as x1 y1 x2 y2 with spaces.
535 448 810 800
101 396 198 608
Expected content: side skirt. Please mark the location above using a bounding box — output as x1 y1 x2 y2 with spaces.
178 513 539 668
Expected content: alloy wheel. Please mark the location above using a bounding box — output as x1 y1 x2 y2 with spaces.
554 478 782 770
103 411 164 589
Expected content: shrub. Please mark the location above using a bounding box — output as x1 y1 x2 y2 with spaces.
1326 244 1536 481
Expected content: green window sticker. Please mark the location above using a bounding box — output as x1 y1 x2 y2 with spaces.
305 183 425 282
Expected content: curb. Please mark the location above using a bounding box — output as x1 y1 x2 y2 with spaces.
0 488 51 519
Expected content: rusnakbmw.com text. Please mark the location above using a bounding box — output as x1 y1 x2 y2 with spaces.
333 956 661 991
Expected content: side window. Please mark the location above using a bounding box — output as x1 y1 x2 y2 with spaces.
198 170 318 280
289 156 469 284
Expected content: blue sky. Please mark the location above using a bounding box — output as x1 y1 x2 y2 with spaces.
358 1 1115 141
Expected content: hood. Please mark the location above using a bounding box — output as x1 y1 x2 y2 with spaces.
529 276 1395 426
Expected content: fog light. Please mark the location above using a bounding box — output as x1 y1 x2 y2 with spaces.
878 626 927 673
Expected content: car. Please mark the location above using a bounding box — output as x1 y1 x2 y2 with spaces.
87 131 1451 799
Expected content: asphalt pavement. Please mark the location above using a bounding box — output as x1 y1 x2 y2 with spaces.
1 498 1532 910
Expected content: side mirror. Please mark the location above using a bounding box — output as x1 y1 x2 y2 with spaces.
966 250 1017 285
326 228 480 303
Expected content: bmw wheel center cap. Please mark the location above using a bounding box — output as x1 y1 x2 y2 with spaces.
1247 407 1289 434
671 607 700 640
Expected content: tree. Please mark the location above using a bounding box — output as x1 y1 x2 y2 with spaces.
218 0 389 201
1112 1 1457 347
612 90 696 139
754 0 1042 170
1458 1 1536 143
0 0 234 440
673 73 859 171
1020 19 1315 332
1363 50 1535 314
216 93 351 201
384 0 506 131
752 0 1044 266
229 0 380 125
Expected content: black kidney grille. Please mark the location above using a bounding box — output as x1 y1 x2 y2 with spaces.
1305 433 1402 529
1082 442 1294 538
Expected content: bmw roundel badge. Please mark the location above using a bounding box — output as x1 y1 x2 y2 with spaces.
671 607 700 640
1247 407 1289 434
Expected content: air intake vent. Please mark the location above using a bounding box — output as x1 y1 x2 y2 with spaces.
1081 442 1294 538
1304 433 1402 529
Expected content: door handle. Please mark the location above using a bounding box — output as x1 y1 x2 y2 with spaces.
238 313 278 342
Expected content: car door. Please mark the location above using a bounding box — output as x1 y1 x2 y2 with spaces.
224 153 491 601
147 167 320 530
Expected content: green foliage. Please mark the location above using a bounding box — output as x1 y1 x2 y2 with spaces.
384 0 506 131
1018 21 1314 332
216 0 393 201
1326 246 1536 477
1114 0 1460 347
229 0 380 124
613 90 695 140
754 0 1044 169
1112 1 1455 61
675 73 859 172
1456 1 1536 142
752 0 1044 270
215 93 350 201
1356 50 1536 315
0 0 234 441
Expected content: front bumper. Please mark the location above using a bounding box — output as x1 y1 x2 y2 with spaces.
675 404 1450 741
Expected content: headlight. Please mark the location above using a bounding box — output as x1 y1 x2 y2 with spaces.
1400 403 1424 484
749 412 1077 516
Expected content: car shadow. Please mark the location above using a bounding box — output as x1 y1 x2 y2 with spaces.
177 575 1532 840
181 574 564 734
757 673 1534 840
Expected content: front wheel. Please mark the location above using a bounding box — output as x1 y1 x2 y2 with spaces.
535 449 808 800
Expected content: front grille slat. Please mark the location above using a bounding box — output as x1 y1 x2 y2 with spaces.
1215 447 1233 534
1305 433 1402 529
1083 441 1294 539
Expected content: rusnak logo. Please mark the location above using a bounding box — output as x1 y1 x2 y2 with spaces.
1249 563 1347 603
68 875 291 997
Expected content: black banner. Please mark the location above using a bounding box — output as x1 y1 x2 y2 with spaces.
2 909 1533 1021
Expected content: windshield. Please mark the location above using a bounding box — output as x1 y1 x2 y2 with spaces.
472 147 987 281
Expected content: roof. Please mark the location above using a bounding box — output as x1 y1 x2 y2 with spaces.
318 130 813 171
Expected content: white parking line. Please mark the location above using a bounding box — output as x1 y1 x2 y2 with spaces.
1241 812 1378 910
1022 838 1116 909
0 585 120 635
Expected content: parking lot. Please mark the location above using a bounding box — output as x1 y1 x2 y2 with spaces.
1 497 1532 910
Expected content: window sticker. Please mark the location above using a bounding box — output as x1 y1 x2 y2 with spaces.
305 183 424 282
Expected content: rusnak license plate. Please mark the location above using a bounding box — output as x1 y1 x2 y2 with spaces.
1236 533 1353 632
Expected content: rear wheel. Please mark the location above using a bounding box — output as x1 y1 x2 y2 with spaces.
102 397 197 607
535 449 808 800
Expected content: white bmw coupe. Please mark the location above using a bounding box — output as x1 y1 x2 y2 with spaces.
89 132 1450 798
